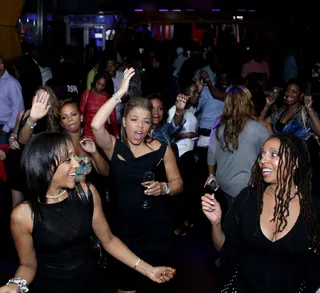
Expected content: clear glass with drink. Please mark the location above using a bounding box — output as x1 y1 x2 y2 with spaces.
141 171 154 209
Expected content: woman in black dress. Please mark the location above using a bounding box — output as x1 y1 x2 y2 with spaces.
202 133 320 292
0 132 175 293
92 68 183 292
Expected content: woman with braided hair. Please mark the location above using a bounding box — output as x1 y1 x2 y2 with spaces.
202 133 320 292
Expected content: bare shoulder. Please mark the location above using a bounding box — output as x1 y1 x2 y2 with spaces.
11 202 33 231
147 139 162 151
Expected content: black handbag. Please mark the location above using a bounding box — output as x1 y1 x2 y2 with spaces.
75 181 109 269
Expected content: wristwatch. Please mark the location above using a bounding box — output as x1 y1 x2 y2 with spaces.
27 119 37 130
161 183 171 195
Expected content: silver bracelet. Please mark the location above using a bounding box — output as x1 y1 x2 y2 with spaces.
7 278 29 292
113 93 122 104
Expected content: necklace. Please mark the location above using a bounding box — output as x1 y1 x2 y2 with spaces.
46 189 67 199
267 186 298 201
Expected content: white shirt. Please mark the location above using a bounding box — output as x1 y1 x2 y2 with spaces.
167 106 198 157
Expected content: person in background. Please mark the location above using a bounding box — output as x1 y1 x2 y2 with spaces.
6 86 59 208
103 52 124 124
205 85 269 206
0 55 24 144
58 99 109 182
86 54 100 91
80 71 118 140
173 47 188 77
241 45 270 79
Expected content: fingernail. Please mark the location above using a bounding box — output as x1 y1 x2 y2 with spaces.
211 201 215 205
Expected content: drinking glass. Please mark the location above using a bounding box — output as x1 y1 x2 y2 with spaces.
141 171 154 209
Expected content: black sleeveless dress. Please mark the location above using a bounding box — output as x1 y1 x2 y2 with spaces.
110 139 174 290
30 190 104 293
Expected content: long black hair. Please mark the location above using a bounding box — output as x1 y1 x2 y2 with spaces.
249 133 320 252
21 132 73 210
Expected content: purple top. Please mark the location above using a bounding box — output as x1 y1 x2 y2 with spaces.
0 70 24 133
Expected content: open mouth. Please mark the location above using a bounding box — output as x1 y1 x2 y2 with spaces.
69 172 76 180
134 131 143 140
262 168 273 176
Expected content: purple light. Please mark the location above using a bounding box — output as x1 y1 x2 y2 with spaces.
212 8 220 12
172 9 181 12
237 9 246 12
134 9 143 12
159 9 168 12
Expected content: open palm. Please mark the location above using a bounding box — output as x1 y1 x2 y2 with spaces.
30 91 50 122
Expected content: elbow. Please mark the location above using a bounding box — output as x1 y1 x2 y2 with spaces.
177 179 184 194
91 121 100 131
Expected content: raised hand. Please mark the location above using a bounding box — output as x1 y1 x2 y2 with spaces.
118 68 135 96
29 91 50 122
148 266 176 284
79 137 97 154
201 193 222 225
266 95 276 106
175 94 189 113
304 96 313 109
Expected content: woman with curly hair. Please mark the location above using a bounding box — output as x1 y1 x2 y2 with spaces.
202 133 320 293
205 85 269 204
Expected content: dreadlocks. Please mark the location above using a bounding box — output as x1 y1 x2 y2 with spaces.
249 133 320 252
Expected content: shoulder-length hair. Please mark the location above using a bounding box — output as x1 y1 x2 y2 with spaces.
121 97 153 144
216 85 257 152
21 132 73 209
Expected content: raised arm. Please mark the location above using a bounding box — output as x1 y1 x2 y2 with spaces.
18 91 50 145
91 68 135 159
89 183 176 284
0 204 37 293
304 96 320 136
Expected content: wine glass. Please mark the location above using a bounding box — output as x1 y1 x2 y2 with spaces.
141 171 154 209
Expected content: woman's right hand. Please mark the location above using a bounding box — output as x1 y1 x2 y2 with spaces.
201 193 222 225
29 91 50 122
117 67 135 97
265 95 276 107
0 284 19 293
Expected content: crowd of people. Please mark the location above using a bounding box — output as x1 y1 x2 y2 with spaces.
0 38 320 293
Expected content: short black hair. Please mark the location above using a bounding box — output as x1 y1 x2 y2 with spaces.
21 132 73 204
0 55 4 63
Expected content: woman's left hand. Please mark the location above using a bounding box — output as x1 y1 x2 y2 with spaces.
175 94 189 112
118 67 135 96
144 181 162 196
80 137 97 154
148 266 176 283
304 96 313 109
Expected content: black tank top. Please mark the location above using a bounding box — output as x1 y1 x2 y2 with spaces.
31 189 94 280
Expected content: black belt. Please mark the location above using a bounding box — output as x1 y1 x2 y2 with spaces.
199 128 211 136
